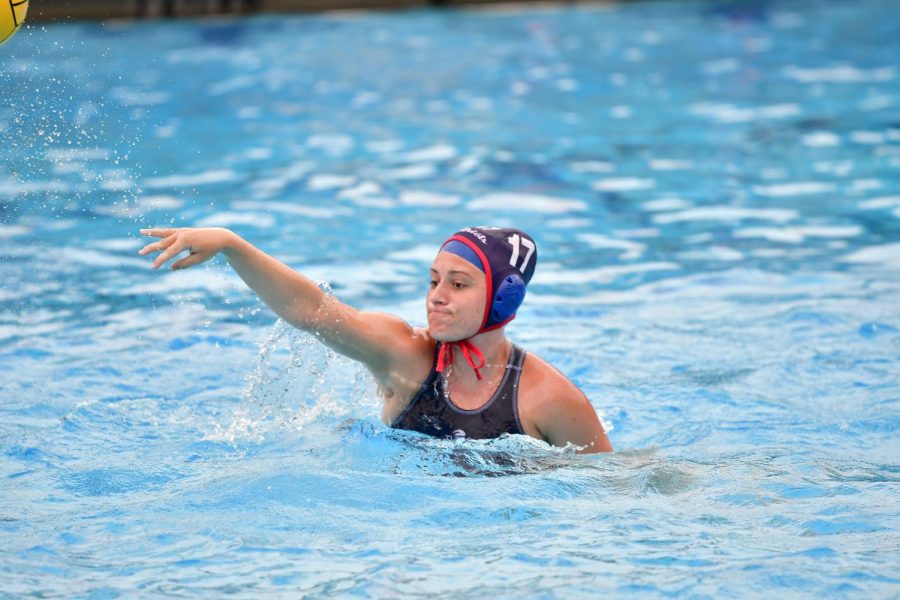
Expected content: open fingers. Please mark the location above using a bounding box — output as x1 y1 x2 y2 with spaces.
151 239 187 270
140 228 177 239
138 234 178 256
170 251 208 271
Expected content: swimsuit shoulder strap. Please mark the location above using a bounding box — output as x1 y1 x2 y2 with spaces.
495 343 526 400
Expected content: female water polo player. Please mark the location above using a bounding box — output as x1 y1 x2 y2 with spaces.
139 226 613 453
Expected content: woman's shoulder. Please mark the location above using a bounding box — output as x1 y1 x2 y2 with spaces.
377 325 436 382
518 349 590 410
517 349 609 450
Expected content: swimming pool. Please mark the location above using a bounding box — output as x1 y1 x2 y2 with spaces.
2 0 899 596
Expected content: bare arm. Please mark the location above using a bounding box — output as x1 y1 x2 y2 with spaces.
138 227 414 373
535 389 613 454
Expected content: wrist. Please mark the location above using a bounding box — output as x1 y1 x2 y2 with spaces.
219 228 242 256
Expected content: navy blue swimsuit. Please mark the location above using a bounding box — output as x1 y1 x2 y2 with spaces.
391 343 527 440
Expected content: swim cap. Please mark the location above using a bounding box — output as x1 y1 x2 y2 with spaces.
439 226 538 334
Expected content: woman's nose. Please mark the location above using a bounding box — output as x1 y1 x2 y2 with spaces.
429 283 447 305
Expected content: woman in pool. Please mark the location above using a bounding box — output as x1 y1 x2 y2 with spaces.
139 225 612 453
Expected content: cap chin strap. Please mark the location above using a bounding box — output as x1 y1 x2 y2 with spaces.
435 339 486 381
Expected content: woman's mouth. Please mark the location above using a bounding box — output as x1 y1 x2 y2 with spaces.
428 310 453 323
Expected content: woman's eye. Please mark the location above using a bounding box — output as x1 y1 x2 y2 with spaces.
429 280 438 288
453 282 466 289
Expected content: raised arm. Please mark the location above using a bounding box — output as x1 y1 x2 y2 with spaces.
138 227 415 373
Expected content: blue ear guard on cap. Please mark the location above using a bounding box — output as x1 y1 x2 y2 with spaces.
490 274 526 324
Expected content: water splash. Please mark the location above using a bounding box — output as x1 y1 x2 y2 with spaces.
208 318 377 443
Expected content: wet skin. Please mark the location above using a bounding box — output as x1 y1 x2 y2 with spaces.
139 227 612 453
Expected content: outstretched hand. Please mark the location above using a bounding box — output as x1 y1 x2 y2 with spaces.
138 227 234 270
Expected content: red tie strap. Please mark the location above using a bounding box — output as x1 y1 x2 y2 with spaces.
435 340 486 381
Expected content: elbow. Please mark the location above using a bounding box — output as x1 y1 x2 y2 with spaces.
285 294 333 332
286 311 327 335
286 311 315 332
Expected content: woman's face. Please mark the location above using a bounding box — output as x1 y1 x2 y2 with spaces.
426 252 486 342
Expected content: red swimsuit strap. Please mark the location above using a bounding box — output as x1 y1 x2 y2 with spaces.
435 340 486 381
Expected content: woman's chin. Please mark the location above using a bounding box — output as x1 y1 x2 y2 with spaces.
428 327 474 343
427 323 451 340
428 327 452 342
428 315 479 342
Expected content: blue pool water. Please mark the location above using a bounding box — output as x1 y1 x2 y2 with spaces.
2 0 900 596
